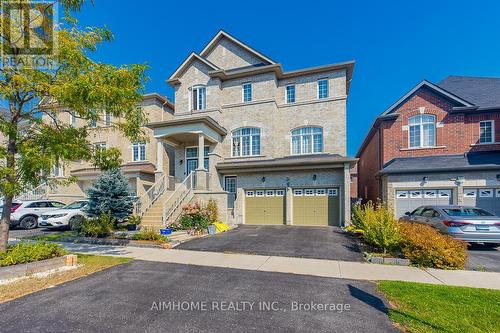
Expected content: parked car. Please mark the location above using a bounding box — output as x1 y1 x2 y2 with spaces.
402 205 500 246
39 200 89 230
1 200 67 229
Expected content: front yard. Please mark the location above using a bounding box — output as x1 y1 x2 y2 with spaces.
379 281 500 333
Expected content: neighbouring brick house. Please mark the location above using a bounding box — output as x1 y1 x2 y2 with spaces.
357 76 500 217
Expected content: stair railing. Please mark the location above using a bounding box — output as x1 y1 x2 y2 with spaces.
134 174 167 216
162 171 195 226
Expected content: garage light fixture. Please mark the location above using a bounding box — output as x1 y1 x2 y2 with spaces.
422 176 428 183
313 174 317 181
261 177 266 183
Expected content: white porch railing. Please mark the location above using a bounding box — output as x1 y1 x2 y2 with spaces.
134 175 170 216
162 171 195 226
16 183 48 201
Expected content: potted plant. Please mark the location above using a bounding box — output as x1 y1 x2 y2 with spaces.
126 215 141 231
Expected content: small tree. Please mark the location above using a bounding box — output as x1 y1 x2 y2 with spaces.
85 168 134 221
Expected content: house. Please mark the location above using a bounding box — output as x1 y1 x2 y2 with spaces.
143 30 357 227
357 76 500 217
35 93 176 202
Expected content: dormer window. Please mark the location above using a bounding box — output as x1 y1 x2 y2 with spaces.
408 115 436 148
192 85 206 111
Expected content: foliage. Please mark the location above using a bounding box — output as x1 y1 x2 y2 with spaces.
206 199 219 223
132 227 168 242
0 242 67 267
350 201 401 254
28 231 76 242
0 0 148 250
379 281 500 333
399 222 468 269
85 169 134 221
79 212 114 238
127 215 142 226
91 147 122 171
175 202 211 232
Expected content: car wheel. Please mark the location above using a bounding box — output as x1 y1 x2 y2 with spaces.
69 215 84 231
20 216 38 230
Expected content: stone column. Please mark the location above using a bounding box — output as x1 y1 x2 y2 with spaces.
155 140 164 182
285 187 293 225
197 133 205 171
343 163 351 226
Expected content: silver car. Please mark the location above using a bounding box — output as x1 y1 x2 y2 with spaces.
402 205 500 246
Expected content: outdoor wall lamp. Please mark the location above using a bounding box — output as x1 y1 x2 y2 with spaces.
286 177 290 187
179 159 183 165
313 174 317 181
261 177 266 183
422 176 428 183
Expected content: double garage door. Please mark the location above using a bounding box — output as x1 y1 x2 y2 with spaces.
395 189 453 217
245 188 340 226
463 188 500 216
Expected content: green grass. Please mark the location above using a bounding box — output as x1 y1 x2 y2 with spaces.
378 281 500 333
27 231 76 242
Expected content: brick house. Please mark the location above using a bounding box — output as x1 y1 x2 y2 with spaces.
357 76 500 216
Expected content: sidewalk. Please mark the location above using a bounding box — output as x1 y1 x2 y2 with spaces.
61 242 500 290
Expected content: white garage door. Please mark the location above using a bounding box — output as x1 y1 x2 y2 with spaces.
463 188 500 216
395 189 453 217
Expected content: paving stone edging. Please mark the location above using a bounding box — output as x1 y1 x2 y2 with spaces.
0 254 77 281
363 252 410 266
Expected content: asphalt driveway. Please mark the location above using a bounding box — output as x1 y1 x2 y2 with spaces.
466 244 500 272
0 260 398 333
177 225 363 262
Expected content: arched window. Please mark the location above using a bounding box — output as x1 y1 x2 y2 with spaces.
408 115 435 148
291 126 323 155
232 127 260 157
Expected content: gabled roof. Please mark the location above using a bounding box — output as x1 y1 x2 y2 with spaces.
167 52 220 85
438 76 500 109
381 79 473 116
200 30 276 65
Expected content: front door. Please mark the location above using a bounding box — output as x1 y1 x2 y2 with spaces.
225 176 237 209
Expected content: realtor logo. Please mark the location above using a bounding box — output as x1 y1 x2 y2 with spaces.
1 1 58 68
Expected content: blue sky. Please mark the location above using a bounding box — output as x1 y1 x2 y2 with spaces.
75 0 500 156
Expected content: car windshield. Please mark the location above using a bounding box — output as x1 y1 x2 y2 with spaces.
63 201 88 210
443 208 494 217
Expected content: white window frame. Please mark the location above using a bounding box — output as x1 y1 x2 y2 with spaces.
290 126 323 155
438 190 452 198
496 189 500 197
327 189 338 196
317 79 329 99
315 189 326 196
132 142 147 162
185 145 209 174
245 190 255 197
285 84 296 104
242 82 252 102
255 190 265 197
265 190 275 197
191 85 207 111
293 189 303 196
275 190 285 196
103 112 111 126
304 189 315 196
464 189 476 198
424 190 437 198
410 190 422 198
396 191 409 199
52 163 64 178
479 120 494 144
479 189 493 198
231 127 261 157
408 115 436 148
69 111 76 127
94 142 107 151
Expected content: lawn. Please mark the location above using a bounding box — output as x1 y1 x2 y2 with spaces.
378 281 500 333
27 231 76 242
0 254 131 303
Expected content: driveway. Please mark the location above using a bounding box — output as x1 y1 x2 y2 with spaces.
7 226 66 240
0 260 398 333
177 225 363 262
466 244 500 272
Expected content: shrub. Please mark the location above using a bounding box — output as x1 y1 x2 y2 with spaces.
79 212 114 238
127 215 142 226
132 227 168 242
85 168 134 221
206 199 219 223
176 202 210 232
0 242 67 267
351 201 401 254
399 222 468 269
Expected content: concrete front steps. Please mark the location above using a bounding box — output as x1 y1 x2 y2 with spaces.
140 190 173 228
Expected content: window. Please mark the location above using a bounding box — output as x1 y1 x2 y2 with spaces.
52 164 64 177
225 176 237 194
479 121 494 144
293 189 303 196
316 189 326 196
286 84 296 103
479 189 493 198
409 115 436 148
266 190 275 197
103 112 111 126
276 190 285 196
410 190 422 198
464 189 476 197
69 112 76 127
396 191 409 198
424 190 437 198
438 190 451 198
246 190 255 197
185 146 209 173
317 79 328 99
192 85 206 110
327 189 338 196
255 190 265 197
232 127 260 157
94 142 106 151
291 126 323 155
243 83 252 102
132 142 146 162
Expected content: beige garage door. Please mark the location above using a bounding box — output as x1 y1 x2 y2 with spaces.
245 189 285 225
293 188 340 226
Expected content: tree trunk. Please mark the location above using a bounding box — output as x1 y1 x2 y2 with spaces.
0 196 13 251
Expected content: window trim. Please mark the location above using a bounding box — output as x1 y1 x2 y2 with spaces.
132 142 147 162
184 145 210 174
103 112 111 126
231 127 261 157
290 126 324 155
408 114 436 148
285 84 296 104
317 78 329 99
479 120 495 144
242 82 252 102
191 85 207 111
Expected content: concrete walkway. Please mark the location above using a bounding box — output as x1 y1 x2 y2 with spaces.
58 242 500 290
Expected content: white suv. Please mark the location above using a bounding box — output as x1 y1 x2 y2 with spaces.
7 200 66 229
39 200 89 230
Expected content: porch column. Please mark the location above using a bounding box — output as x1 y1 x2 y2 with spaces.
156 141 163 173
197 133 205 170
343 162 351 226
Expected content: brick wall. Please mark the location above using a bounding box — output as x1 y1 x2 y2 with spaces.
357 128 381 201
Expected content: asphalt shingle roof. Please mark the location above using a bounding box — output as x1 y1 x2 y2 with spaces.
438 76 500 109
380 151 500 175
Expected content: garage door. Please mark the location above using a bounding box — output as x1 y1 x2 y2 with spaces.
245 189 285 225
293 188 340 226
463 188 500 216
395 189 453 217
